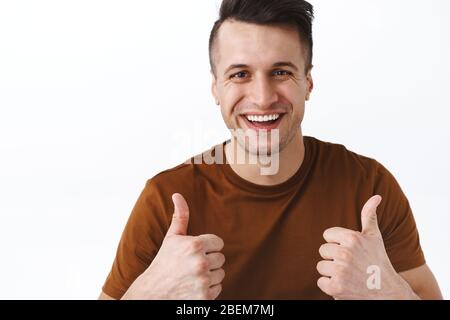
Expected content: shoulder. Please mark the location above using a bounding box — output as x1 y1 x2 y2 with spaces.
141 142 225 202
305 136 383 179
148 161 195 189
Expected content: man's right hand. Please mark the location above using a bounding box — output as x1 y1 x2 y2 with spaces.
121 193 226 300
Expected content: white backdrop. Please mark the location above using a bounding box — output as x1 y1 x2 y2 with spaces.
0 0 449 299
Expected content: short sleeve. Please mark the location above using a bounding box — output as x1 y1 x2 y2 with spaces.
374 162 426 273
102 179 168 299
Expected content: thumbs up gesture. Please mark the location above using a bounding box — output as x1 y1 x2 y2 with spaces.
316 195 414 299
122 193 225 300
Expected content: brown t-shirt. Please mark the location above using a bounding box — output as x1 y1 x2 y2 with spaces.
102 136 425 299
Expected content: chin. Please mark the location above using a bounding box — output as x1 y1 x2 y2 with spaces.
238 133 284 157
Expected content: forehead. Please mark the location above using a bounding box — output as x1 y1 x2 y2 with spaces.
215 20 304 69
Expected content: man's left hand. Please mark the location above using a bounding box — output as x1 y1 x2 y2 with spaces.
316 195 418 299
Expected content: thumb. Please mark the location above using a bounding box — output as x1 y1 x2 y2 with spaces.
361 195 382 235
166 193 190 236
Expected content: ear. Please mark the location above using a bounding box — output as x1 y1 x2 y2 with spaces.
211 70 219 105
305 65 314 101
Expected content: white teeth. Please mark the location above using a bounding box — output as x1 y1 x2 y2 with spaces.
245 114 280 122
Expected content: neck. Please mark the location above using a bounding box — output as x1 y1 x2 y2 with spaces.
225 129 305 186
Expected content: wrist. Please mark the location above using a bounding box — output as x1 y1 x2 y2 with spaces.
393 272 420 300
120 274 152 300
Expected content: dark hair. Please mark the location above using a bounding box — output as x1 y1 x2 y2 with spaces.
209 0 314 76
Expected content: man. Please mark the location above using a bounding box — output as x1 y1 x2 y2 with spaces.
99 0 442 300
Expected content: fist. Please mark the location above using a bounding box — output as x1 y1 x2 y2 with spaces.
122 193 225 300
316 195 410 299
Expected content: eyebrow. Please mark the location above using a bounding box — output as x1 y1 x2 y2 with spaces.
223 61 299 75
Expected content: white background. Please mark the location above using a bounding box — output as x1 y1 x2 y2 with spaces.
0 0 449 299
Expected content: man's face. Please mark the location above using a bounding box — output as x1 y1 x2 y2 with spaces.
211 20 313 156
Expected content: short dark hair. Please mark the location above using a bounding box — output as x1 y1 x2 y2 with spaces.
209 0 314 76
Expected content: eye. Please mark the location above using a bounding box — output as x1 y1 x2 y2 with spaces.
230 71 249 80
273 70 293 77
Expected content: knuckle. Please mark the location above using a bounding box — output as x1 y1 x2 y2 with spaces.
198 276 210 289
218 268 226 281
203 234 224 250
215 283 223 297
338 248 353 262
330 279 344 296
317 277 333 295
346 232 361 247
188 238 203 252
334 264 347 278
194 258 209 274
316 260 323 272
218 253 226 265
215 236 225 249
209 284 222 300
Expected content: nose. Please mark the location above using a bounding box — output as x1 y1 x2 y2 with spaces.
247 74 278 109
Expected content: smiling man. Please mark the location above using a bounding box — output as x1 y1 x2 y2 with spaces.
99 0 442 300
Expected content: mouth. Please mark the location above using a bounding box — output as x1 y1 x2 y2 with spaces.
240 113 285 131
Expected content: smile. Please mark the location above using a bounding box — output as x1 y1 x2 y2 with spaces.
240 113 285 130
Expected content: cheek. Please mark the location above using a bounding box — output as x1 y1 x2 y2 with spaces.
278 84 306 124
279 81 307 104
220 86 245 116
292 101 305 124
